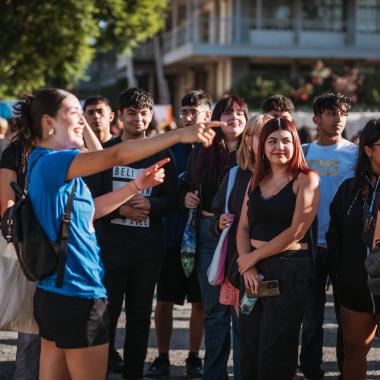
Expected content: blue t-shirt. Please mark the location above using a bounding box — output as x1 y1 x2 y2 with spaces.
27 147 107 299
305 139 358 245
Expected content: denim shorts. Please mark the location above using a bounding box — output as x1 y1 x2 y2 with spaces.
34 288 109 349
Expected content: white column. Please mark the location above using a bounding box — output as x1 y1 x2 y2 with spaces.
192 0 200 43
234 0 242 43
209 0 217 43
153 36 170 104
346 0 357 46
185 0 192 42
219 0 226 43
125 56 137 88
171 0 178 49
256 0 262 29
293 0 302 45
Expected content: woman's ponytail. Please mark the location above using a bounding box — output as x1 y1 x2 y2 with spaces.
12 94 37 169
11 88 70 169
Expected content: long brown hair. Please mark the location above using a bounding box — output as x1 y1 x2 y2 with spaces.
251 117 312 191
12 88 70 169
189 95 248 187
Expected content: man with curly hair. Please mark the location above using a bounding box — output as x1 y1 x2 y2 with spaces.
300 93 357 380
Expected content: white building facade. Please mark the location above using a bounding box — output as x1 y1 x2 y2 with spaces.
160 0 380 108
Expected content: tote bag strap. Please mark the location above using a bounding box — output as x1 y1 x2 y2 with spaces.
225 166 239 214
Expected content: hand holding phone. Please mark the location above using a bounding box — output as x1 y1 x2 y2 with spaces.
246 280 280 298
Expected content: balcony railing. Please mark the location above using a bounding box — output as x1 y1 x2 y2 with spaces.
162 15 379 54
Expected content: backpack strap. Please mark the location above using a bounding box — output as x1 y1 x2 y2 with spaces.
55 182 77 288
225 166 239 213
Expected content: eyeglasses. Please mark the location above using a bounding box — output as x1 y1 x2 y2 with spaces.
179 110 208 119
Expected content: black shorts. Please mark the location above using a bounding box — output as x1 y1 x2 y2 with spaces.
34 288 109 349
157 247 202 305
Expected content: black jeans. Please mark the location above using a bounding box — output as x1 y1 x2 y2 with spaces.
300 247 344 379
240 255 312 380
103 259 161 379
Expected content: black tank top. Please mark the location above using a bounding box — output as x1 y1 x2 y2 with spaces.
248 179 308 243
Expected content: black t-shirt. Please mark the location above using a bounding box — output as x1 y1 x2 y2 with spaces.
0 141 27 190
85 137 178 269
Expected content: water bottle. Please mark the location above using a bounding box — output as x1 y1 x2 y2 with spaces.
180 195 198 278
240 292 258 315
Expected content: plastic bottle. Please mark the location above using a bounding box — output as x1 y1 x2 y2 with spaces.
240 292 258 315
180 191 199 278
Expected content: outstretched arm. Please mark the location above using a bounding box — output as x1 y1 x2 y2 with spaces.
65 121 223 181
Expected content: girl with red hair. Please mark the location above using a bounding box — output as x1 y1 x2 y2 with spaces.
236 117 320 379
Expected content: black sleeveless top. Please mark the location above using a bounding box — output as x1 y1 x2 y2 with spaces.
248 179 308 243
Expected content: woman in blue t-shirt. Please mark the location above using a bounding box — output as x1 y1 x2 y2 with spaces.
12 87 221 380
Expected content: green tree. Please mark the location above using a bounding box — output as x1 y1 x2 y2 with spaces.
0 0 168 98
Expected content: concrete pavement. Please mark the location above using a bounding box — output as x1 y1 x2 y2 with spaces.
1 292 379 379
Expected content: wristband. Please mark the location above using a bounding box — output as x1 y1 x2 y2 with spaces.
129 180 140 193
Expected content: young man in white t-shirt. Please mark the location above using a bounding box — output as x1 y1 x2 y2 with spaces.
300 93 357 380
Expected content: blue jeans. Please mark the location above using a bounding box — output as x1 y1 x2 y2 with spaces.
197 217 240 380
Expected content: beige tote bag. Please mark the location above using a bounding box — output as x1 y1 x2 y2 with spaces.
0 235 38 334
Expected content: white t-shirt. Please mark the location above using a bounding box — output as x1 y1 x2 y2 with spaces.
305 139 358 245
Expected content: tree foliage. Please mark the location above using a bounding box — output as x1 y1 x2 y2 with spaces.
0 0 168 98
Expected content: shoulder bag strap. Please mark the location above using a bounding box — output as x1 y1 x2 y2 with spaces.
55 182 77 288
373 211 380 248
225 166 239 213
375 175 380 248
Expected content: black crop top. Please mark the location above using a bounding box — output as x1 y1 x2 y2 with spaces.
248 179 309 243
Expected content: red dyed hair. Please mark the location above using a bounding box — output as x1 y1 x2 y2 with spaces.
251 117 312 191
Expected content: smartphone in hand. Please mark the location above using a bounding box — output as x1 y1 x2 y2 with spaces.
246 280 280 298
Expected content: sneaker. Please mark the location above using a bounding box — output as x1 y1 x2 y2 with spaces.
108 348 124 374
144 357 170 378
185 356 203 378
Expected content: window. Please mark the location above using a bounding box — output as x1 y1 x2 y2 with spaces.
357 0 380 33
250 0 293 30
302 0 344 32
262 0 293 30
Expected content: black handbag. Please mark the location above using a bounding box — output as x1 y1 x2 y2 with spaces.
1 155 76 287
363 193 380 295
365 245 380 295
226 254 240 289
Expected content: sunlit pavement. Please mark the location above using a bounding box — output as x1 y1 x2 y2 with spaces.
1 291 379 379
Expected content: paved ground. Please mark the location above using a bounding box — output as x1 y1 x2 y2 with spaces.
1 292 380 379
